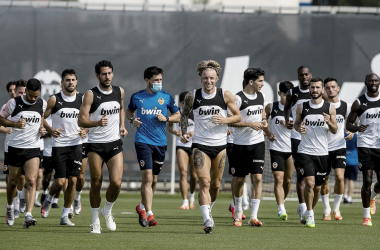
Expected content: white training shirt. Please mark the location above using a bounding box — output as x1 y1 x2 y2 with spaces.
327 100 349 151
43 115 53 157
269 101 292 152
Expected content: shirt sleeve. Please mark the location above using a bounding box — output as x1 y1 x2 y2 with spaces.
127 93 137 112
168 94 179 114
0 99 16 119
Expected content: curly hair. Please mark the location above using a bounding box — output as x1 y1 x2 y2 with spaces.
196 60 222 77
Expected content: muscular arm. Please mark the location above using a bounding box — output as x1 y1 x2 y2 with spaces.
180 91 193 136
294 104 303 132
120 87 126 129
43 96 56 135
262 103 272 136
284 91 292 124
223 90 241 124
0 126 9 133
167 111 180 123
327 105 338 134
78 91 101 128
346 100 363 132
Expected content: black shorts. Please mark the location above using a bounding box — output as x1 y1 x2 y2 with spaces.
176 146 192 156
82 143 89 159
191 143 226 159
43 156 53 175
328 148 346 172
231 142 265 177
3 152 9 174
135 142 167 175
344 165 359 180
270 150 292 172
8 146 41 168
227 143 235 176
39 151 44 169
298 153 329 186
87 139 123 163
52 145 83 179
291 138 301 168
358 147 380 171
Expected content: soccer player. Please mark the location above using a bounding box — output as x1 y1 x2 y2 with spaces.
78 60 128 233
167 91 197 210
127 66 180 227
320 77 352 221
294 77 337 228
264 81 294 220
228 68 267 227
41 69 87 226
1 78 47 228
346 73 380 226
180 60 241 233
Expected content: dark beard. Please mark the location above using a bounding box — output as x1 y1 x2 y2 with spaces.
100 80 110 88
367 85 379 93
310 92 322 99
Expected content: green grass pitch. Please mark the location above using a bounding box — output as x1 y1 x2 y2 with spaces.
0 192 378 249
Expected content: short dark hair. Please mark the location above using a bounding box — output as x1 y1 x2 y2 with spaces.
144 66 164 80
26 78 41 92
297 65 310 73
310 77 323 86
95 60 113 75
6 81 16 92
16 79 27 89
179 91 189 103
365 73 379 83
61 69 77 80
243 68 265 86
323 77 338 86
279 81 294 94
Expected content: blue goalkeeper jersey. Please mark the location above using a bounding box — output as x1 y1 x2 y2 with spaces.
128 89 178 146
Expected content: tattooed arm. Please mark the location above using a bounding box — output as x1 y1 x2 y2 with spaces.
180 91 194 143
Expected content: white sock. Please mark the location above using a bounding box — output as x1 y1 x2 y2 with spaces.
343 194 347 199
363 207 371 218
189 192 195 203
234 196 243 212
231 199 235 207
200 205 211 223
102 200 115 215
35 191 40 200
62 207 70 218
146 211 153 218
17 189 21 197
53 198 59 204
300 203 307 213
47 194 55 203
74 191 82 201
277 204 286 214
250 199 260 219
210 201 215 210
182 199 189 206
305 210 314 221
70 205 73 211
347 196 352 202
243 183 249 206
322 194 331 214
7 203 14 209
43 189 49 195
13 194 19 210
91 207 100 224
333 194 343 212
139 202 145 210
20 188 26 199
25 212 32 218
370 189 378 200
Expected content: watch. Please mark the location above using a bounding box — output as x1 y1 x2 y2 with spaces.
130 117 135 123
166 116 170 122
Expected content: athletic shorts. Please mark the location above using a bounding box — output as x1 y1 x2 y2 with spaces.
291 138 301 168
3 152 9 174
52 145 82 179
176 146 192 156
135 142 167 175
87 139 123 163
82 143 89 159
328 148 346 172
344 165 359 181
39 151 44 169
270 149 292 172
8 146 41 168
231 142 265 177
298 153 329 186
227 143 235 176
357 147 380 171
43 156 53 175
191 143 226 159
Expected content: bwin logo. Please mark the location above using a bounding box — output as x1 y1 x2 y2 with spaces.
336 117 344 123
141 107 162 115
101 107 120 115
365 112 380 119
275 119 282 124
20 115 40 123
60 111 78 118
246 108 262 116
305 119 325 126
199 108 220 116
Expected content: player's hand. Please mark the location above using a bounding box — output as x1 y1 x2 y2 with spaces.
78 128 87 139
39 125 46 137
323 112 331 124
286 120 294 130
345 131 354 141
99 114 108 127
6 128 12 134
359 124 369 132
52 128 64 138
17 118 26 129
261 120 268 128
227 129 233 136
156 113 167 122
299 121 306 134
268 134 276 142
132 117 143 128
120 126 128 137
173 129 181 136
250 122 262 131
211 113 224 124
181 133 190 143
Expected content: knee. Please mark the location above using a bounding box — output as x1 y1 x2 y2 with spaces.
179 170 187 179
363 178 372 189
110 179 121 188
91 178 102 189
336 175 344 184
210 180 220 190
25 177 36 188
305 179 315 189
7 177 18 188
235 177 245 187
199 178 210 189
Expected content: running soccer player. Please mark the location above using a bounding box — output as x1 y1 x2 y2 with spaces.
168 91 197 210
180 60 241 234
41 69 86 226
294 77 337 228
127 66 180 227
264 81 294 220
1 78 47 228
78 60 128 233
346 73 380 226
320 77 352 221
228 68 267 227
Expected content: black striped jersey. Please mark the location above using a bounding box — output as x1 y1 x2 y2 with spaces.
289 86 310 140
192 88 227 146
88 86 121 143
328 100 348 151
0 95 46 149
298 100 331 156
269 101 292 152
232 91 264 145
51 92 83 147
175 108 194 148
356 93 380 148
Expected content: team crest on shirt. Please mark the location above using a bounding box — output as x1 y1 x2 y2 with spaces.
300 168 304 175
3 165 8 172
158 97 165 105
231 168 235 174
358 162 362 169
140 160 145 167
272 162 278 169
